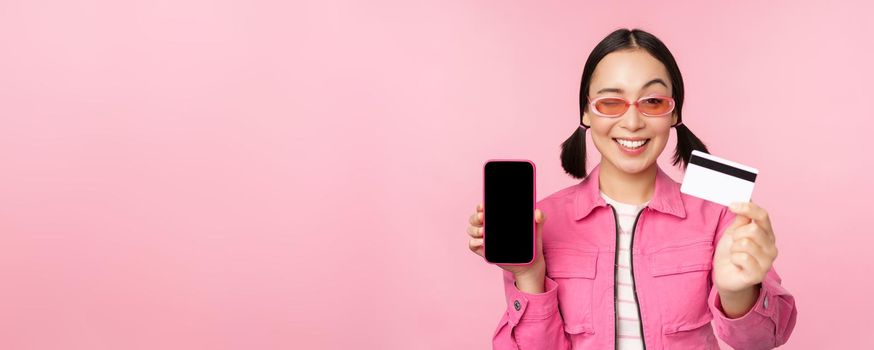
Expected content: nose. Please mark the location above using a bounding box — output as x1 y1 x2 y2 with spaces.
619 103 645 131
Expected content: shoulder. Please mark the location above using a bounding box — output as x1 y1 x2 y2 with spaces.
679 192 726 217
536 182 583 211
677 191 734 233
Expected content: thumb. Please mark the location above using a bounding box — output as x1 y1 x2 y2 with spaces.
726 209 751 232
535 208 546 226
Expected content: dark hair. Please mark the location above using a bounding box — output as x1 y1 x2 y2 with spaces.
560 28 709 179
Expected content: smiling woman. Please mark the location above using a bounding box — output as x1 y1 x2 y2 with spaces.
468 27 797 350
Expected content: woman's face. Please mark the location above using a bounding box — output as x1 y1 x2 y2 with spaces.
582 49 679 175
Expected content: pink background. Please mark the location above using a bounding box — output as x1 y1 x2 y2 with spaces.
1 0 871 349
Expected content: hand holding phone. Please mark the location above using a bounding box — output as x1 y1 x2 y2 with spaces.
466 160 546 289
468 202 546 280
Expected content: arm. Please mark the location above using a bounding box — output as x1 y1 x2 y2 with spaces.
708 207 798 349
492 270 571 349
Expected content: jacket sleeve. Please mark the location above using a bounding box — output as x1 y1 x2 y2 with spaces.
707 207 798 350
492 270 571 349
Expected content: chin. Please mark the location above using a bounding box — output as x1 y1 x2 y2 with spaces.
613 159 653 174
604 149 660 175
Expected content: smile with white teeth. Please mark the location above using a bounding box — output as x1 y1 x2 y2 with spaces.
614 138 650 149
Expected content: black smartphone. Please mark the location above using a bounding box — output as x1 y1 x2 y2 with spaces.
483 160 536 264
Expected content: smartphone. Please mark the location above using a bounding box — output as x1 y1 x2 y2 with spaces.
483 160 536 265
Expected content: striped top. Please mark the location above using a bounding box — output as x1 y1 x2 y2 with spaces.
600 191 649 350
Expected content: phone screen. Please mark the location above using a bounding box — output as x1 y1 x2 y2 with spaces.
484 160 535 264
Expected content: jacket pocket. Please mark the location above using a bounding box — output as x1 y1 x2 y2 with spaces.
661 314 720 350
544 246 598 335
662 311 713 334
649 238 713 276
647 239 714 333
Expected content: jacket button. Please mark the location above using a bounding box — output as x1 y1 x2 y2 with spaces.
763 296 769 309
514 300 521 311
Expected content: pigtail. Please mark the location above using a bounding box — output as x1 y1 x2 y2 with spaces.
672 122 709 169
560 124 589 179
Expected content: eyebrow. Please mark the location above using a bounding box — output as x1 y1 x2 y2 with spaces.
595 78 668 94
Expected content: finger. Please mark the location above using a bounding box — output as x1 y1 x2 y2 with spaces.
467 225 483 238
731 223 776 257
730 236 770 269
469 238 484 256
729 201 773 236
730 252 765 285
725 203 752 231
469 212 483 227
743 201 773 236
726 209 751 233
477 203 483 213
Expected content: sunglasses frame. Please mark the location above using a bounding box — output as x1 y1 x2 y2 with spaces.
588 95 676 118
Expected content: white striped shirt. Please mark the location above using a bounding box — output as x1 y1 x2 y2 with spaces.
601 191 649 350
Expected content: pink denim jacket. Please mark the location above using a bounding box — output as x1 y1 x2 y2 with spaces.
493 162 797 349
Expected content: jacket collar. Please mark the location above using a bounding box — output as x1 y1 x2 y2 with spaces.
573 162 687 220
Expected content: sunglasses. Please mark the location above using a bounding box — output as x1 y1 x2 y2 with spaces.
588 95 675 118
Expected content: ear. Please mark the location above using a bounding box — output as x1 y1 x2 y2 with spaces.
582 111 591 128
671 112 679 127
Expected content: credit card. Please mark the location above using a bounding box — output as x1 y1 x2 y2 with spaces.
680 150 759 207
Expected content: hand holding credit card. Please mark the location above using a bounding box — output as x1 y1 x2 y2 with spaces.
680 150 759 207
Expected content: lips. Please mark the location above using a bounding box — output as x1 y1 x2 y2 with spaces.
613 137 649 141
613 138 651 149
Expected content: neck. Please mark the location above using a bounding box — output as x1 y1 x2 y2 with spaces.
598 161 657 205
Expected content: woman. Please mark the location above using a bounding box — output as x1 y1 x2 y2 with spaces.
466 28 797 349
